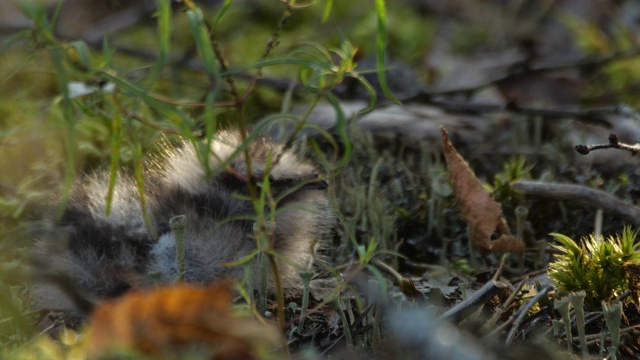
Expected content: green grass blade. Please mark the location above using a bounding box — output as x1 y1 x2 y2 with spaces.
0 30 31 55
324 92 352 169
70 40 92 70
221 57 334 76
148 0 172 86
374 0 400 104
49 0 64 28
100 70 196 131
321 0 333 24
102 36 113 68
353 73 377 115
50 46 77 218
186 7 219 77
366 264 389 301
132 131 155 239
211 0 234 32
105 112 123 216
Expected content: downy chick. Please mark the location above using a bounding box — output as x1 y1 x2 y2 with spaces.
31 131 333 319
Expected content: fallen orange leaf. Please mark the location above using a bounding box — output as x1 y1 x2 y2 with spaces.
84 281 283 359
441 127 524 253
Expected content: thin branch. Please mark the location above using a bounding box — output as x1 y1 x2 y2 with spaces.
439 279 510 323
512 180 640 227
400 98 637 127
505 286 553 344
575 133 640 156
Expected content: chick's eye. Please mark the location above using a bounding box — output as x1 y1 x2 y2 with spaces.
317 179 329 190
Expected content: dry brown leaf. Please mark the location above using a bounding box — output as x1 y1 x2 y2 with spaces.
441 127 524 253
84 281 283 359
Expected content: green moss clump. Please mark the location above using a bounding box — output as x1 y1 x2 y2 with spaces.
549 226 640 308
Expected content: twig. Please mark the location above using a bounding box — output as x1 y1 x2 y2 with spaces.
506 285 553 344
372 259 422 302
575 133 640 156
484 276 529 339
512 180 640 227
511 268 548 283
581 325 640 343
439 279 509 323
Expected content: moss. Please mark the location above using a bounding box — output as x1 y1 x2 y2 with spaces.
549 226 640 309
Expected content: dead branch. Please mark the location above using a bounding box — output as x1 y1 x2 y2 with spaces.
512 180 640 227
397 96 640 128
505 285 553 344
439 279 509 323
425 99 620 126
575 133 640 156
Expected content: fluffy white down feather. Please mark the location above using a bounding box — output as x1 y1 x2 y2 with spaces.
31 132 333 318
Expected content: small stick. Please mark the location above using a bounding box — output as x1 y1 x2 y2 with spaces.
440 279 509 323
506 285 553 344
575 133 640 156
512 181 640 226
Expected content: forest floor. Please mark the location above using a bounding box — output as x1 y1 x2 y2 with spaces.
2 0 640 359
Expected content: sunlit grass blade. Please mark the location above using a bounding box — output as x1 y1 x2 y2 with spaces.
132 131 155 239
105 112 123 216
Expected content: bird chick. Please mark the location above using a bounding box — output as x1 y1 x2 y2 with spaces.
31 131 333 320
